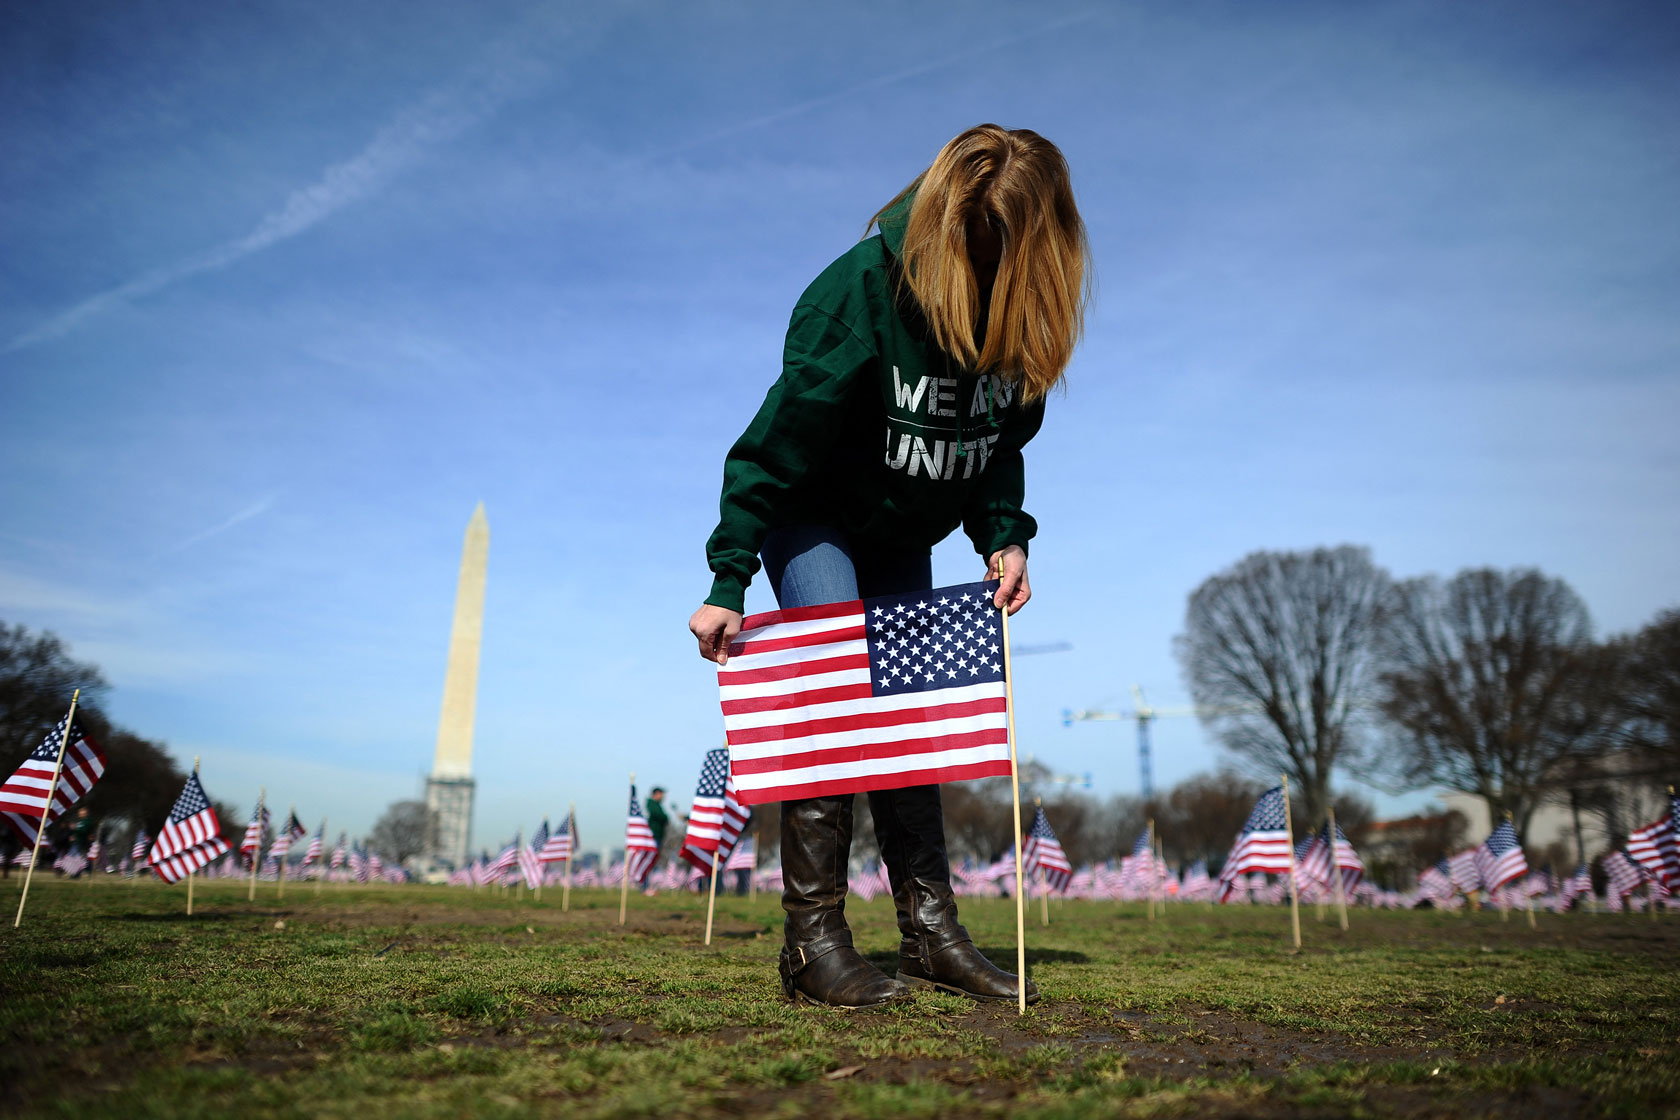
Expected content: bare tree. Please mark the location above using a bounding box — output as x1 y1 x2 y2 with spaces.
370 800 436 864
1175 546 1392 825
1616 609 1680 774
1157 771 1270 865
1377 568 1607 843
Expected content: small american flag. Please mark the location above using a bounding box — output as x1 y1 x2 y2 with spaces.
367 851 383 880
624 784 660 884
486 842 518 878
1298 823 1364 893
1218 787 1293 901
540 810 575 863
1022 807 1073 892
1604 849 1642 899
519 823 547 889
330 833 347 870
240 803 270 867
151 773 221 861
1559 864 1593 907
1473 821 1527 891
0 716 107 845
148 773 228 884
1627 794 1679 889
301 824 324 867
725 834 757 872
271 811 306 858
679 747 751 873
1448 848 1482 894
130 828 150 863
1419 859 1454 902
718 581 1013 804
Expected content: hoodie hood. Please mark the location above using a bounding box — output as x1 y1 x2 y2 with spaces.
876 190 913 257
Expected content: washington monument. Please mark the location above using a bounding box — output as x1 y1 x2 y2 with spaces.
426 502 487 868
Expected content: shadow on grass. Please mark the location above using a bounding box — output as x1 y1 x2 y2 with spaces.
116 910 244 923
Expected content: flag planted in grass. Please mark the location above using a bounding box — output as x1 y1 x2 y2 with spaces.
679 747 751 873
1627 794 1678 889
718 580 1012 805
0 717 107 846
541 810 575 863
1473 821 1528 891
1217 787 1292 901
149 772 230 883
1023 807 1073 892
624 785 660 885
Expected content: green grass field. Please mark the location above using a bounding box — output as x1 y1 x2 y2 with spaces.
3 876 1677 1119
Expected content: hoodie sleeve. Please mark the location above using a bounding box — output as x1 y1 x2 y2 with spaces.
960 393 1045 563
704 304 877 613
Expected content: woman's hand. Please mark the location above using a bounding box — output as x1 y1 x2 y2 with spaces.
987 545 1031 615
689 604 744 665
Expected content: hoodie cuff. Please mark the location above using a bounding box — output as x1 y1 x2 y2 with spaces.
704 574 747 615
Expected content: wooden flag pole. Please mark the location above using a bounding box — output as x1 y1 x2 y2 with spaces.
562 803 574 913
13 690 81 929
1281 774 1302 951
186 755 200 917
1327 804 1349 931
705 849 721 945
278 805 295 901
749 819 758 903
1035 797 1049 927
1154 833 1167 921
248 788 264 902
998 562 1029 1015
1146 817 1157 922
619 774 634 926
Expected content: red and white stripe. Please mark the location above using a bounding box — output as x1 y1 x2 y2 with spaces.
153 806 218 861
718 601 1011 804
625 814 659 883
0 732 106 844
151 837 230 884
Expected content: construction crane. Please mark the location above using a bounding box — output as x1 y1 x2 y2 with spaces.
1062 685 1203 800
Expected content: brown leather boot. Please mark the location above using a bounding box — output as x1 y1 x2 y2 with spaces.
870 784 1040 1004
778 795 909 1008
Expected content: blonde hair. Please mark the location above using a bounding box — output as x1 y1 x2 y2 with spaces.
870 124 1090 402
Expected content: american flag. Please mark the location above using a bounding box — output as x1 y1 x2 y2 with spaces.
86 832 103 868
1022 807 1073 892
240 802 270 867
367 850 383 881
271 811 306 859
1120 827 1156 895
1298 823 1365 893
519 823 546 889
486 841 518 878
346 846 366 879
330 833 347 870
148 773 229 883
1182 860 1212 900
540 810 575 863
0 716 107 845
1448 848 1482 894
151 773 221 861
1473 820 1528 891
1419 859 1454 902
1627 794 1679 889
624 784 660 884
301 823 324 867
725 834 758 873
680 747 752 873
130 828 150 864
1217 787 1293 901
718 581 1013 805
1559 864 1593 907
1604 849 1642 899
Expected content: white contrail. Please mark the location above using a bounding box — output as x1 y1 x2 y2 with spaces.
8 38 553 352
663 11 1101 157
164 494 278 555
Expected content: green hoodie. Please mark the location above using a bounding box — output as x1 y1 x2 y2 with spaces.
703 195 1046 613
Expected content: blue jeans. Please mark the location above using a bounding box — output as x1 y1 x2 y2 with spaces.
760 525 932 610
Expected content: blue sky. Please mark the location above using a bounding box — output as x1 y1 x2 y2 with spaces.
3 2 1676 856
